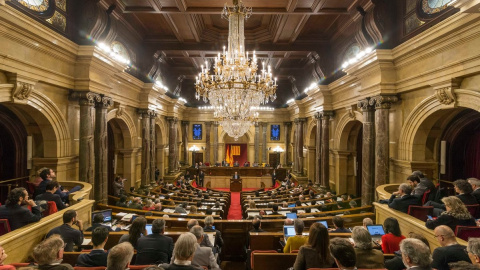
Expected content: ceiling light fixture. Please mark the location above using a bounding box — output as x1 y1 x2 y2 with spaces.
194 0 277 140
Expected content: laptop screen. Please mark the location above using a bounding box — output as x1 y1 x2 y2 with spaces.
283 225 295 238
317 220 328 228
92 209 112 223
367 225 385 236
288 204 296 208
145 224 152 235
286 213 297 219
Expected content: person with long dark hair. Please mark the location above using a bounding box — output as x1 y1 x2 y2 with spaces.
118 216 147 248
293 222 335 270
380 217 405 253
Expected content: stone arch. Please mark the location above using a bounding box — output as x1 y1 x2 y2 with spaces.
334 111 364 150
155 116 168 146
305 117 317 148
0 89 71 158
107 108 136 149
398 89 480 162
219 129 253 144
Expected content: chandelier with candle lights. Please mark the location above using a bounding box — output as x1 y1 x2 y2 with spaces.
195 0 277 139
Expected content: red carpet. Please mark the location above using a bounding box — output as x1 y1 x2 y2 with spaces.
211 188 258 220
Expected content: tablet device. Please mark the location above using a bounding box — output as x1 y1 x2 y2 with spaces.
367 225 385 236
317 220 328 228
283 225 296 240
286 212 297 219
145 224 152 235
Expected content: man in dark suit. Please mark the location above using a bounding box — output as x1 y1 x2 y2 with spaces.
221 159 227 167
388 183 420 213
468 177 480 203
47 210 84 252
400 238 433 270
271 169 277 187
233 160 239 167
135 219 173 265
232 172 240 180
35 180 68 211
0 187 42 231
174 203 187 214
198 170 205 187
425 179 478 216
76 227 109 267
35 168 81 203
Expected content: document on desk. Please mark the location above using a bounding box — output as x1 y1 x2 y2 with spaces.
82 238 92 245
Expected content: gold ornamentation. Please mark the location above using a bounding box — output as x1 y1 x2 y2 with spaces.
46 11 66 32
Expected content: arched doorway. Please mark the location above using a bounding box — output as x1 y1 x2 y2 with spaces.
307 125 316 182
0 104 27 181
107 116 134 194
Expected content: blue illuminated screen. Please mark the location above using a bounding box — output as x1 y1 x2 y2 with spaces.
193 124 202 140
271 125 280 140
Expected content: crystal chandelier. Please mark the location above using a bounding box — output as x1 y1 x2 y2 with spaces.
195 0 277 137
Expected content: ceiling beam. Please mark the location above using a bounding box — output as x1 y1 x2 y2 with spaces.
120 7 349 15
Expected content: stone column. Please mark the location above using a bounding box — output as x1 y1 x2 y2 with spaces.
314 113 322 184
182 121 189 164
284 122 291 166
71 91 99 185
295 118 306 175
205 121 212 163
262 122 268 163
321 111 334 188
358 98 376 205
94 96 112 203
370 95 398 186
254 123 260 163
156 145 165 178
139 109 152 186
167 117 178 173
213 123 219 164
149 112 157 184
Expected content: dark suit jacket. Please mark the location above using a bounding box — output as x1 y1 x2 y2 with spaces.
46 224 83 252
473 188 480 204
457 193 478 206
204 226 223 248
35 192 67 210
198 172 205 180
76 249 108 267
388 194 421 213
135 234 174 265
232 174 240 179
0 204 42 231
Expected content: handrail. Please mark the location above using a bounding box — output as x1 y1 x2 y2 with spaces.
0 176 29 184
376 184 400 200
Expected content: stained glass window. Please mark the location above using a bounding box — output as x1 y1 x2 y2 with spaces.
17 0 49 12
422 0 453 14
271 125 280 141
193 124 202 140
46 10 66 31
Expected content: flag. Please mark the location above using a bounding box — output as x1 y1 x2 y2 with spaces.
225 145 231 165
229 145 234 167
232 145 240 155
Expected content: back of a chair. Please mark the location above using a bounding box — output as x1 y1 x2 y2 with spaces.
251 250 277 270
465 205 480 218
43 201 58 217
455 226 480 241
0 219 11 236
421 189 431 205
407 205 433 222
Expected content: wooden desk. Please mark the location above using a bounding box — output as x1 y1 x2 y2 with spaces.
187 167 286 179
230 178 242 192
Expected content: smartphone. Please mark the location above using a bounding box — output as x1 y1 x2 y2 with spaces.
427 215 433 220
212 226 215 230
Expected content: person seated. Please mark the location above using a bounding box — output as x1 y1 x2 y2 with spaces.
187 219 213 248
250 217 264 233
385 232 430 270
387 183 420 213
426 196 476 232
128 197 143 210
432 225 472 270
380 217 405 254
362 217 373 230
233 160 239 167
284 219 308 253
270 204 281 216
174 203 187 214
76 227 109 267
107 242 134 270
135 219 173 265
116 195 128 208
425 179 478 216
35 180 68 210
33 235 74 270
399 238 432 270
0 187 42 231
119 216 147 249
36 168 81 203
0 245 14 270
243 161 249 167
407 174 428 196
468 238 480 267
46 210 84 252
329 238 358 270
159 233 198 270
204 216 224 251
293 223 335 269
351 226 384 269
180 226 220 270
329 216 351 233
143 200 155 211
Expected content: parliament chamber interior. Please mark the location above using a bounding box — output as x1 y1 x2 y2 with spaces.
1 0 480 269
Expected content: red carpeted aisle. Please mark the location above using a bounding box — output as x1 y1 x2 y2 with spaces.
214 188 257 220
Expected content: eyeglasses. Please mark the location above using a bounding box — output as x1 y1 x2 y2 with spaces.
434 234 445 238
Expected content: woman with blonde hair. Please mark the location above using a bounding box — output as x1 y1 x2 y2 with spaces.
426 196 476 232
248 200 256 209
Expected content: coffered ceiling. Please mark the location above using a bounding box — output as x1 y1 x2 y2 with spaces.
101 0 369 107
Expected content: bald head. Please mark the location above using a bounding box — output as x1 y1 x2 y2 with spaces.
434 225 457 246
187 219 199 230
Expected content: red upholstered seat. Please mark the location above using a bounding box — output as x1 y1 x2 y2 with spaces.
455 226 480 241
407 205 433 222
251 250 277 270
465 204 480 218
43 201 58 217
421 189 431 205
0 219 11 236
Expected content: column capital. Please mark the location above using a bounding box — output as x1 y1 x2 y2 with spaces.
181 121 190 126
283 121 292 127
205 121 212 127
369 95 399 109
165 116 178 123
357 97 375 112
294 118 307 123
70 91 101 106
95 96 113 108
261 122 268 127
137 109 156 117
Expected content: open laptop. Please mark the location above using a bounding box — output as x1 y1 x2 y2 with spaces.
145 224 152 235
92 209 112 223
286 212 297 219
317 220 328 228
367 225 385 241
288 203 296 208
283 225 296 240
